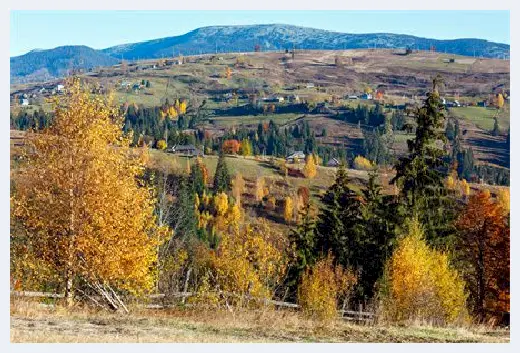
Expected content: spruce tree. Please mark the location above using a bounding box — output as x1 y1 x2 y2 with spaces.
315 164 363 267
445 119 455 141
190 160 206 197
213 152 231 193
492 117 500 136
286 202 317 299
392 76 458 246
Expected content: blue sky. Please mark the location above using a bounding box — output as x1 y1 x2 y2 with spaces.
10 10 510 57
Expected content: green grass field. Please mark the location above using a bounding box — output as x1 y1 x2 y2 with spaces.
450 106 510 131
207 113 303 127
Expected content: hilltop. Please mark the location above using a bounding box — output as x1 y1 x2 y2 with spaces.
10 24 510 83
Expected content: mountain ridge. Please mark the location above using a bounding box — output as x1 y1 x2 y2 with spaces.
11 24 510 83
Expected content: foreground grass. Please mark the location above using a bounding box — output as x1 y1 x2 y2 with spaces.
10 300 509 343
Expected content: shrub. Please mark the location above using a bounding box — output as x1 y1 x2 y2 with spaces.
353 156 374 170
379 218 468 325
298 253 357 321
156 139 167 150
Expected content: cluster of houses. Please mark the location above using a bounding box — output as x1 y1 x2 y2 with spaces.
285 151 340 167
11 84 65 107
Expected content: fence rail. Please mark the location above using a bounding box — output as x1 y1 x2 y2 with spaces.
11 290 374 320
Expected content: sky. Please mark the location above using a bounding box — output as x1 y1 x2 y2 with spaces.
10 10 510 57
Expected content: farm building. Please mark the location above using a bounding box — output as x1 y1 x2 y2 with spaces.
286 151 306 163
170 144 203 156
326 158 341 167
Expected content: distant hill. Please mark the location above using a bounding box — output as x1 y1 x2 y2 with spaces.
11 24 510 83
10 45 119 83
103 24 510 59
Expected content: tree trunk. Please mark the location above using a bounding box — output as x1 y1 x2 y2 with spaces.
65 153 75 307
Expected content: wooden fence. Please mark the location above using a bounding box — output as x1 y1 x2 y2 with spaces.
11 290 375 322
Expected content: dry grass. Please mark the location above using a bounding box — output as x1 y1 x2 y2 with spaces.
10 298 509 343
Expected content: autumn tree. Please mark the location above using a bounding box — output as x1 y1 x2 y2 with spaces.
298 253 357 321
255 176 267 202
156 139 167 150
204 219 288 305
224 67 232 79
379 218 468 325
303 154 317 179
240 138 253 156
11 79 166 308
231 172 245 207
222 139 241 155
496 93 505 109
455 190 510 322
284 196 294 224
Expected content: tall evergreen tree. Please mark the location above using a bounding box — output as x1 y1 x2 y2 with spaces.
315 164 363 267
286 202 317 299
213 152 231 193
492 117 500 136
392 76 458 246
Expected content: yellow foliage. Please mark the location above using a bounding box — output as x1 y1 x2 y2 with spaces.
460 179 470 197
231 173 245 207
298 253 357 321
379 218 468 325
445 175 456 189
208 220 288 305
284 196 294 224
303 154 317 179
214 192 229 217
496 188 510 214
266 196 276 211
353 155 374 170
255 177 266 202
496 93 505 109
11 78 166 297
156 139 167 150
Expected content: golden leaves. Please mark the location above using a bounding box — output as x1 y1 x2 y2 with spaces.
11 78 164 296
380 218 468 324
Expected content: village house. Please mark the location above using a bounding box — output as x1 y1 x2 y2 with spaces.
170 144 203 157
326 158 341 167
286 151 306 163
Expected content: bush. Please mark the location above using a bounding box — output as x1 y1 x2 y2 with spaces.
298 253 357 321
353 156 374 170
379 218 468 325
156 139 167 150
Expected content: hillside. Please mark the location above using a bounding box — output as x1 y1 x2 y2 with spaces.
103 24 510 59
10 45 119 83
10 24 510 83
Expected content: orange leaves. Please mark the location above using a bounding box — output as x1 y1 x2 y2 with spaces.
456 189 510 317
298 253 357 321
222 139 241 155
224 67 232 79
380 218 468 325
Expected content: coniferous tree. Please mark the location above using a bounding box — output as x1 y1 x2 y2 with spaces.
213 152 231 193
315 164 363 268
286 202 317 300
446 119 455 141
392 76 458 246
492 117 500 136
